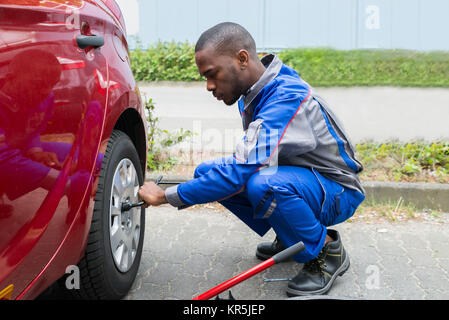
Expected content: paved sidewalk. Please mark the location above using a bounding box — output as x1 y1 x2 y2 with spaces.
140 83 449 151
124 204 449 300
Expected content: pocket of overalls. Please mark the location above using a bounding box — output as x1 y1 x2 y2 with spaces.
333 188 366 225
322 185 346 226
253 186 276 219
253 184 296 220
332 187 353 225
311 168 345 226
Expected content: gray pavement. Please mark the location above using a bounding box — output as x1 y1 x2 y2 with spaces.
125 204 449 300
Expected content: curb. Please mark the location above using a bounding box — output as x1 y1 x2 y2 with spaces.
146 174 449 212
362 181 449 212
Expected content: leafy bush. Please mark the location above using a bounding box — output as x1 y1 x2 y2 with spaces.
131 41 202 82
356 141 449 183
278 48 449 87
130 41 449 87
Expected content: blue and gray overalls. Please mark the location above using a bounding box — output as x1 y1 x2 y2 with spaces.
165 54 366 263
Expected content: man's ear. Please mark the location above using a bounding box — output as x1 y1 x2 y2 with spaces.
237 50 249 70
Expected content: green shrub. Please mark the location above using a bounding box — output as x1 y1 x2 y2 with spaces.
131 41 202 82
130 42 449 87
278 48 449 87
356 141 449 182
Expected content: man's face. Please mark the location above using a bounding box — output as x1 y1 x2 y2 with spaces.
195 46 246 106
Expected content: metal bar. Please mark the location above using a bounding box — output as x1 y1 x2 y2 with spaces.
193 258 276 300
263 278 292 282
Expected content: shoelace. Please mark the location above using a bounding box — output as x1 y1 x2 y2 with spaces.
303 248 328 274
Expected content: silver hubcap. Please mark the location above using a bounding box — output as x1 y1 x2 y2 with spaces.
109 158 141 273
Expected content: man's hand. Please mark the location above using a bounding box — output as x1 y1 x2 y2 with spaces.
138 181 168 207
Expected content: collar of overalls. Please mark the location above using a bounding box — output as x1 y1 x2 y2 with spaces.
242 54 283 110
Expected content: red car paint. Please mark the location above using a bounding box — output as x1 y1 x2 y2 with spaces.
0 0 146 299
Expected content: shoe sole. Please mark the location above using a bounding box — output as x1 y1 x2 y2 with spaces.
255 250 272 261
285 253 350 297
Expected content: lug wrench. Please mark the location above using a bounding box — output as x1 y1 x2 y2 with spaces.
121 175 164 212
193 241 305 300
263 277 292 282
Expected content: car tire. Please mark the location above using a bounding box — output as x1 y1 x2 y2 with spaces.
62 130 145 300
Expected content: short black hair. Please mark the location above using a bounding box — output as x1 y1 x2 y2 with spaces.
195 22 257 58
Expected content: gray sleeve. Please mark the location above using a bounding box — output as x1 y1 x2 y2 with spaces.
165 185 186 208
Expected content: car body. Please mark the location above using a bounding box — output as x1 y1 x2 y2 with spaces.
0 0 147 300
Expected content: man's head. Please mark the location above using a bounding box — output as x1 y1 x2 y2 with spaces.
195 22 264 106
3 49 61 105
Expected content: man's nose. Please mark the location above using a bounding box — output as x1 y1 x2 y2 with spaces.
206 79 216 92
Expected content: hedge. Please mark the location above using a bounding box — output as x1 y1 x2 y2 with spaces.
278 48 449 87
131 42 202 82
130 41 449 87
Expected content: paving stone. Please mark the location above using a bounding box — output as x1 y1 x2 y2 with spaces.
168 274 204 299
406 247 439 267
423 289 449 300
437 258 449 275
430 241 449 259
399 232 428 249
127 283 167 300
413 266 449 291
124 205 449 300
382 274 426 299
374 238 407 257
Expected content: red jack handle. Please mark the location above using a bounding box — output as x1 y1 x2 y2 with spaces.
193 241 305 300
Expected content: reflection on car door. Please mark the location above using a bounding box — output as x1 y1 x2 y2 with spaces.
0 0 109 298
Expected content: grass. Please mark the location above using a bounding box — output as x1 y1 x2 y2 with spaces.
349 196 448 223
352 197 418 222
356 141 449 183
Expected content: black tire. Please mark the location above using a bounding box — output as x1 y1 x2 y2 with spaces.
62 130 145 300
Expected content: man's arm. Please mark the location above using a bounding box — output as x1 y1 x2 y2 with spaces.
154 91 314 209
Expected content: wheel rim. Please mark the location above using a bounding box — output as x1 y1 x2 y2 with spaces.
109 158 141 273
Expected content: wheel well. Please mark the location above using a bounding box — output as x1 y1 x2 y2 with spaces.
113 108 147 175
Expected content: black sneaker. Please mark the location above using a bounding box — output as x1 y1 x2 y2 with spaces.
255 236 286 261
286 229 350 296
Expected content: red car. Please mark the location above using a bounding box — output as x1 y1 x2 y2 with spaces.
0 0 147 300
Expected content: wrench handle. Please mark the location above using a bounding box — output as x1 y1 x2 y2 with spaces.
131 201 146 208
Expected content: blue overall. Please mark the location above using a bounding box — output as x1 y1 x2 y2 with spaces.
193 158 365 263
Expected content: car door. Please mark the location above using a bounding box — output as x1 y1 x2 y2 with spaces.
0 0 110 298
